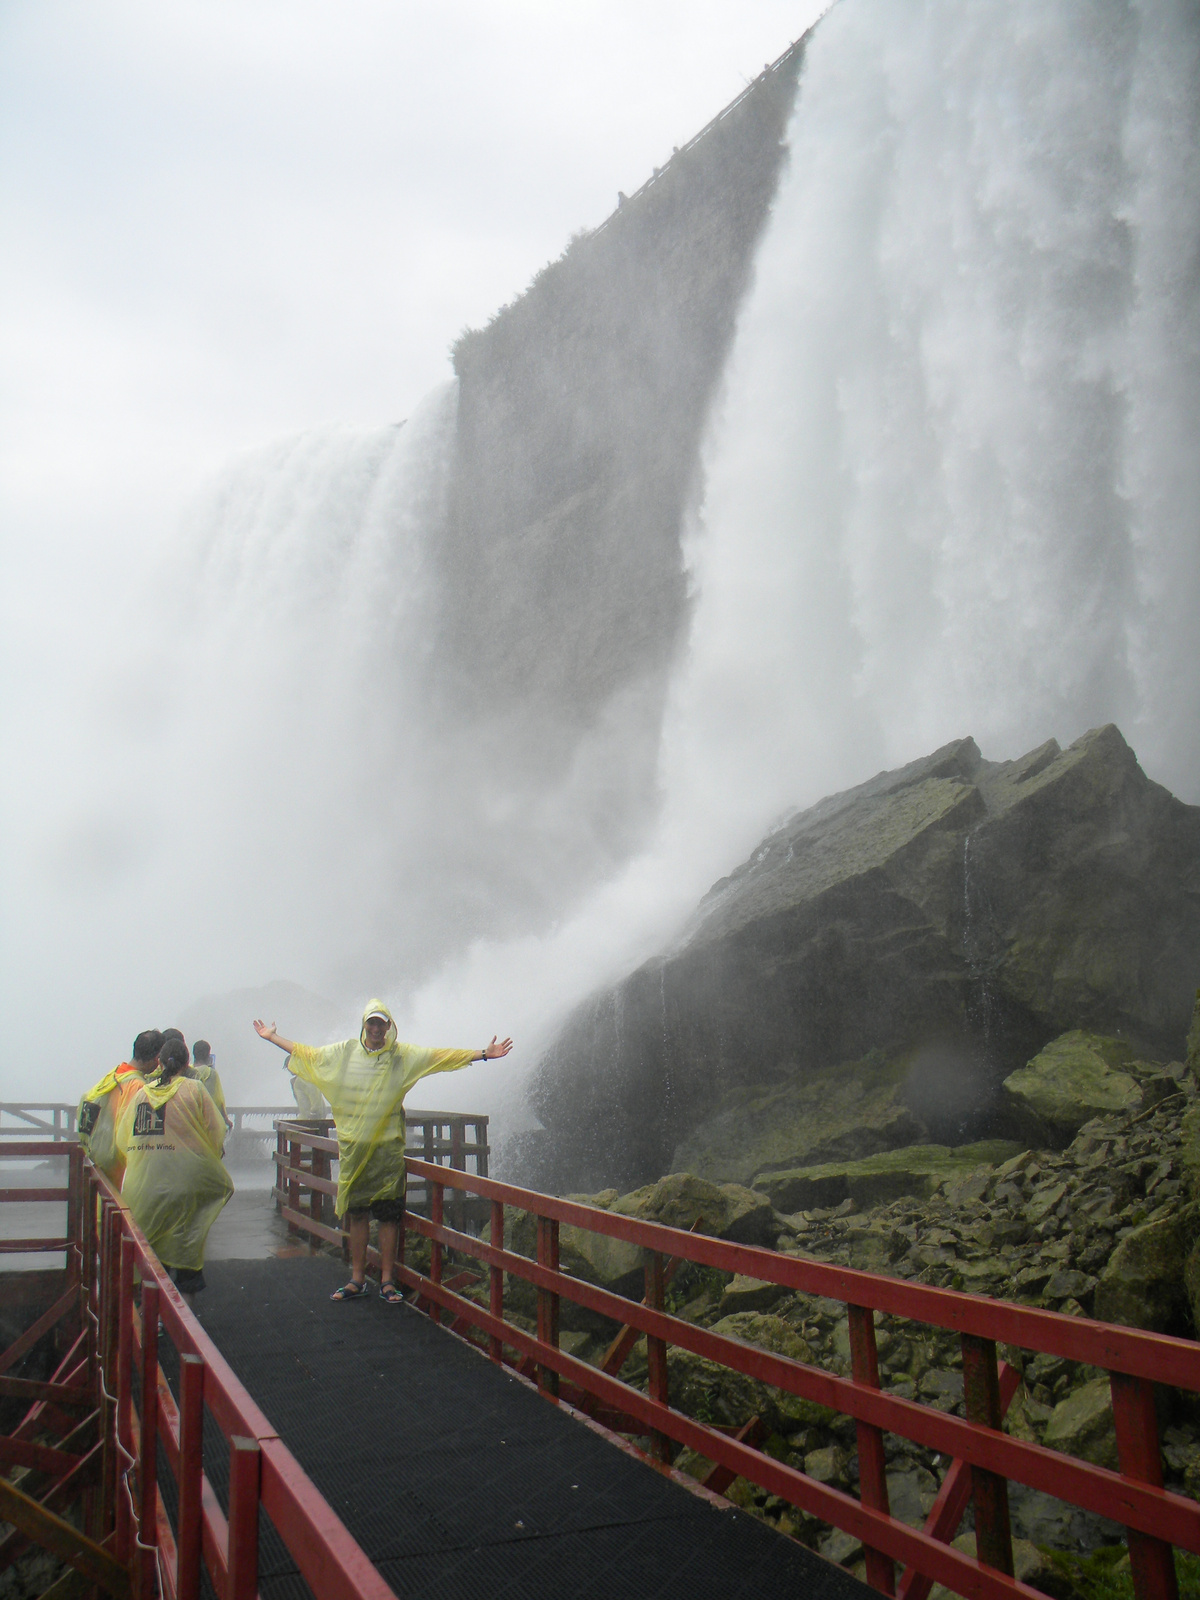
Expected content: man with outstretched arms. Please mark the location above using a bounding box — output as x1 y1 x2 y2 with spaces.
77 1029 164 1187
254 1001 512 1303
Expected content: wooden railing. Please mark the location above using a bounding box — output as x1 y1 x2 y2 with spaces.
0 1140 396 1600
272 1110 490 1244
0 1104 78 1141
270 1123 1198 1600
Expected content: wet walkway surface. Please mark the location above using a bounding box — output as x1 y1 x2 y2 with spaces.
193 1232 874 1600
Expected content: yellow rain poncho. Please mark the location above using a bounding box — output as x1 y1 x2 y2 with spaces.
77 1062 145 1186
188 1062 228 1122
117 1075 234 1272
287 1000 475 1215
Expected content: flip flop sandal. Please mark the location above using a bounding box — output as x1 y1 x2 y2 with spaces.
379 1282 405 1305
330 1280 369 1301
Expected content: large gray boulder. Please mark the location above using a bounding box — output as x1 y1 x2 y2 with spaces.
667 1312 832 1435
526 726 1200 1192
1093 1216 1188 1334
671 1052 924 1188
1001 1031 1171 1146
758 1140 1021 1214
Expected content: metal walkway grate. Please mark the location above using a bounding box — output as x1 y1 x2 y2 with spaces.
194 1255 873 1599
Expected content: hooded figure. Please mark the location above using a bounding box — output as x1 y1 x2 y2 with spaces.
117 1041 234 1285
285 1000 476 1216
78 1030 163 1186
254 1004 510 1302
187 1042 231 1128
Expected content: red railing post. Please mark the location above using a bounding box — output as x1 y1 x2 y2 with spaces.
227 1435 261 1600
287 1137 301 1234
645 1250 671 1463
312 1144 331 1230
274 1125 285 1211
849 1304 894 1594
137 1280 160 1600
66 1142 83 1289
115 1233 135 1564
450 1118 465 1234
177 1354 205 1600
536 1214 560 1400
489 1200 504 1364
1111 1371 1179 1600
961 1333 1014 1580
99 1200 120 1538
430 1178 444 1325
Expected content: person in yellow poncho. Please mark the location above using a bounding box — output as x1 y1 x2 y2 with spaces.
77 1029 164 1187
189 1040 233 1131
117 1037 234 1309
254 1000 512 1303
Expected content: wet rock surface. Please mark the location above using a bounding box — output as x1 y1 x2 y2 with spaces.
526 725 1200 1193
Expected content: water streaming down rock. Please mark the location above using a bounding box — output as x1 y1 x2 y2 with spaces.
522 0 1200 1185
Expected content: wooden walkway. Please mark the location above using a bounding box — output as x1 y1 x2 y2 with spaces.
190 1255 873 1600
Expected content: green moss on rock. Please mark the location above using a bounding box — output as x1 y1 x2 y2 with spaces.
759 1140 1021 1213
1003 1032 1144 1144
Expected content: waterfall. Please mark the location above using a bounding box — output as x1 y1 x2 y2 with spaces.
406 0 1200 1118
683 0 1200 834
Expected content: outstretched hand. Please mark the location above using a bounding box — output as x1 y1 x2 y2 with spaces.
253 1019 276 1040
482 1036 514 1061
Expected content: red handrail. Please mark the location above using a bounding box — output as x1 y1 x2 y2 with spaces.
0 1140 394 1600
85 1162 395 1600
269 1132 1194 1600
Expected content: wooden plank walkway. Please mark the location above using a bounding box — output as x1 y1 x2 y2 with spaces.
190 1255 874 1600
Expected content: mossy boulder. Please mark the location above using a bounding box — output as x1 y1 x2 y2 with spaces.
1042 1379 1118 1470
758 1140 1021 1213
668 1312 832 1435
528 726 1200 1194
506 1171 775 1306
672 1054 925 1189
719 1275 789 1315
1002 1033 1145 1145
608 1171 776 1246
1093 1216 1187 1333
1188 990 1200 1086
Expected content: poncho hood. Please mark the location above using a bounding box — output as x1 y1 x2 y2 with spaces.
139 1076 188 1109
360 999 397 1052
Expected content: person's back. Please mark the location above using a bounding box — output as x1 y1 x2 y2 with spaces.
188 1039 231 1128
78 1030 163 1186
118 1039 233 1304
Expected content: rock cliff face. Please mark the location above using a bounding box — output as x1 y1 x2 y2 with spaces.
424 45 805 875
525 725 1200 1192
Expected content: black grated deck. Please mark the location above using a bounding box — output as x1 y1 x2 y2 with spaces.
191 1255 874 1600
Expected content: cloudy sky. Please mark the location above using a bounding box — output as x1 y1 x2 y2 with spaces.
2 2 825 573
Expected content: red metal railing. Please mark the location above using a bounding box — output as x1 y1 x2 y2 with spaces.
272 1129 1200 1600
0 1140 395 1600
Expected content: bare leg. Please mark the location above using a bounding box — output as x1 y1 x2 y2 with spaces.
379 1220 398 1285
347 1213 370 1283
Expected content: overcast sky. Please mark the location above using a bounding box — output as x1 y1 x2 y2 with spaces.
1 2 826 573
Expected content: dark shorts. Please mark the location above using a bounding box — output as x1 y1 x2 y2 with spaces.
346 1196 405 1224
166 1265 206 1295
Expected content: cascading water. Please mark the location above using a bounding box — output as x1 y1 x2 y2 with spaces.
674 0 1200 851
403 0 1200 1122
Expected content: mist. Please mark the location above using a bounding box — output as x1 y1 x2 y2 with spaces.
3 0 1197 1132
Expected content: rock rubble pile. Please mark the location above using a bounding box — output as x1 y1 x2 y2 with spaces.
495 1037 1200 1594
